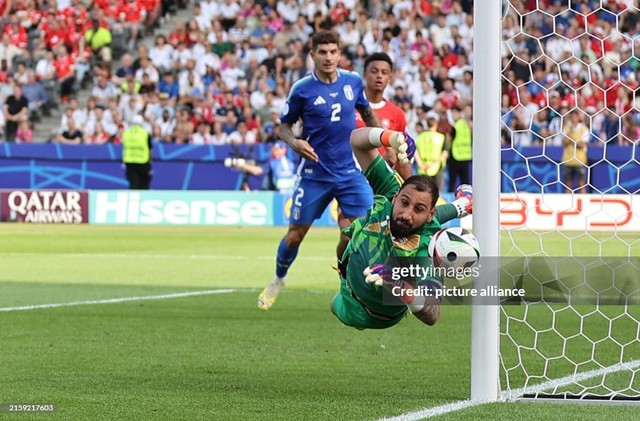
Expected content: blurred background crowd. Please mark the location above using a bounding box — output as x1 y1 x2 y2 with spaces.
0 0 637 148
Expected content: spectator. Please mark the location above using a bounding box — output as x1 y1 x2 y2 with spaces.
149 35 174 73
156 107 176 142
53 46 76 103
73 97 96 130
561 110 589 193
415 116 448 191
172 107 195 144
13 62 29 85
210 121 228 145
171 40 193 71
133 45 151 71
22 71 48 121
220 55 245 91
228 120 257 144
113 53 136 86
55 118 84 145
219 0 241 31
86 121 111 144
122 0 145 50
191 121 213 144
84 18 113 70
158 71 180 106
0 33 27 67
447 105 473 192
438 78 461 110
3 84 29 142
135 57 160 85
179 71 205 105
92 74 118 102
194 3 213 32
16 120 33 143
3 15 28 51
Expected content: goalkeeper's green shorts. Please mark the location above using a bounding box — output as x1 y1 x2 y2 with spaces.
331 275 406 330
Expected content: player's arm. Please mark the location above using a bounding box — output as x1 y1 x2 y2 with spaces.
280 88 318 162
224 158 264 176
434 185 474 223
350 127 415 173
280 123 319 163
356 104 382 128
412 297 441 326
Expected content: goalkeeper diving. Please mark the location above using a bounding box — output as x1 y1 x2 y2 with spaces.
331 127 473 329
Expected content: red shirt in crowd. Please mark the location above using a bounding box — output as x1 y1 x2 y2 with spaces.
54 54 75 79
4 23 27 49
121 0 144 23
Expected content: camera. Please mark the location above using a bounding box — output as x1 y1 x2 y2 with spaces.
225 145 256 169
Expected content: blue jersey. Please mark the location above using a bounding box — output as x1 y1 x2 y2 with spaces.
280 69 369 182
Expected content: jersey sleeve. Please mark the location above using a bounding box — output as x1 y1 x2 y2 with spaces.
434 203 459 225
280 87 303 125
354 74 369 111
363 155 403 201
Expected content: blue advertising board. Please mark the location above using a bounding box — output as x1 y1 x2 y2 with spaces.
3 143 637 193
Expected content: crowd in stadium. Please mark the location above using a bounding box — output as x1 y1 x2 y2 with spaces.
502 0 640 147
0 0 637 148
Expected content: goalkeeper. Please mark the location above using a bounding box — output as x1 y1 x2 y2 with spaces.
331 127 473 329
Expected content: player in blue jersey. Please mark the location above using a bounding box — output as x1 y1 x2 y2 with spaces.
258 30 382 310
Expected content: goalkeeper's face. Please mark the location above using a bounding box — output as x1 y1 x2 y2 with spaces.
390 185 437 238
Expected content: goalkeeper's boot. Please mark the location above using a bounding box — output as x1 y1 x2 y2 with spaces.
452 184 473 217
258 276 286 311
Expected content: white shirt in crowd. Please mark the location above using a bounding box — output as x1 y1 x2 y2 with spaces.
149 44 174 72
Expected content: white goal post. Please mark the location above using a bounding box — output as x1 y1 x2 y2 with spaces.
470 0 502 402
471 0 640 404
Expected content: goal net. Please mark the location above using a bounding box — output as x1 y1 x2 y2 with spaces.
498 0 640 402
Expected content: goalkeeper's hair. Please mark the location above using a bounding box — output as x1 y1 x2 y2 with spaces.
400 175 439 207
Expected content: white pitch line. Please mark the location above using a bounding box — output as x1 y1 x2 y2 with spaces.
2 252 333 261
379 359 640 420
0 289 242 312
503 359 640 400
378 400 481 421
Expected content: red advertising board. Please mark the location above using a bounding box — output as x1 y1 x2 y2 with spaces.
499 193 639 231
1 190 89 223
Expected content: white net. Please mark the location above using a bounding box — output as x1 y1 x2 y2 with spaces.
499 0 640 401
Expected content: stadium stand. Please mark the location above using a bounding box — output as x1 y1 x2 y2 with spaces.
3 0 636 151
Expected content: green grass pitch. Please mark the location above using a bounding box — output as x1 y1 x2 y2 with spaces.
1 225 639 420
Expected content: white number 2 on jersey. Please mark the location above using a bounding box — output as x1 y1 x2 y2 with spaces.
330 103 341 122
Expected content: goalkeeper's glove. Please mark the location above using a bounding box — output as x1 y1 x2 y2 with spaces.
363 264 394 287
370 130 416 164
363 265 442 314
452 184 473 217
389 132 416 165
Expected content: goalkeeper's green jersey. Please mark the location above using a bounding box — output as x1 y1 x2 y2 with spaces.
341 155 455 318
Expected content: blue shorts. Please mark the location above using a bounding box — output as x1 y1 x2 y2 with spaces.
289 174 373 225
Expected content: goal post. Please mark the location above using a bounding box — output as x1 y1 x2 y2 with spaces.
470 0 502 402
472 0 640 405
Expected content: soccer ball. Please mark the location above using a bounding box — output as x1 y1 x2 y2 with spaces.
428 227 480 270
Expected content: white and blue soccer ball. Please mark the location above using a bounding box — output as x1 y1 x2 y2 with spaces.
428 227 481 270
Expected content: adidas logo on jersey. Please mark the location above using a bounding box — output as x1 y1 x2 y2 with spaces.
313 96 326 105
